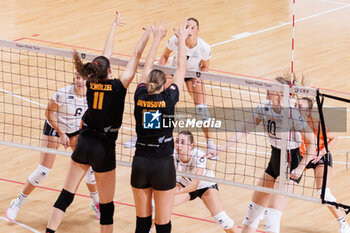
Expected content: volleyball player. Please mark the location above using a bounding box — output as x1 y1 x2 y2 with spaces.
130 22 189 233
6 70 100 221
171 131 240 233
221 76 317 233
297 97 350 233
125 18 216 156
45 12 151 233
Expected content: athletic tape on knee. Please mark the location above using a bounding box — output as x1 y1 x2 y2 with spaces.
213 211 234 229
53 189 75 212
28 164 51 186
84 167 96 185
318 188 337 202
195 104 210 121
136 216 152 233
242 202 265 229
100 202 114 225
265 208 282 233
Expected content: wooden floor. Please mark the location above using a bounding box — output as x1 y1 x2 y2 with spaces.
1 0 350 232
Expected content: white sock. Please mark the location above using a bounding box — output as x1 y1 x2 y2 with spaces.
17 192 27 206
338 216 347 226
90 191 99 204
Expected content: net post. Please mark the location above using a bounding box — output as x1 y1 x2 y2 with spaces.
279 85 290 192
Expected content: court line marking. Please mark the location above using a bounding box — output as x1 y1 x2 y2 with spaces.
0 178 265 232
0 216 41 233
315 0 350 5
210 4 350 47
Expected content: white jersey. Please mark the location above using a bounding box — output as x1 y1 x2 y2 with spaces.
173 148 216 190
49 85 87 134
253 100 307 150
166 35 211 71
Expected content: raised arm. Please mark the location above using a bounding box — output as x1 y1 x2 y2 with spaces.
158 47 172 65
102 11 125 59
119 28 152 88
139 22 168 84
172 23 190 93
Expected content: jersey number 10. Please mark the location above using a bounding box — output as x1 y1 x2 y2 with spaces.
93 91 104 110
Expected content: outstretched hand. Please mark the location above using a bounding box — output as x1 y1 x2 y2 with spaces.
150 20 168 40
173 22 191 40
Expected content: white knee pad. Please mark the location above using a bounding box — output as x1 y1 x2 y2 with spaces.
213 211 234 229
242 202 265 229
84 167 96 185
28 165 51 186
265 208 282 233
195 104 210 121
318 188 336 202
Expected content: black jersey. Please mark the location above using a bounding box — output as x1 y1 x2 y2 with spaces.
82 79 127 139
134 83 179 157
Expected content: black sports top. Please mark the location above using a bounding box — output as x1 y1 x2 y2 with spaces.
82 78 127 140
134 83 179 157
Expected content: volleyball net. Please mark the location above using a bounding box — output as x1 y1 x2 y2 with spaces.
0 39 349 211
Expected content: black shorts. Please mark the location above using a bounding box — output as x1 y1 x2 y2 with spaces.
189 184 218 201
43 120 79 138
265 146 302 183
131 154 176 191
71 130 116 173
185 77 193 82
306 152 333 169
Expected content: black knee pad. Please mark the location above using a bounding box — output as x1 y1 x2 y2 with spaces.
53 189 75 212
135 216 152 233
155 221 171 233
100 202 114 225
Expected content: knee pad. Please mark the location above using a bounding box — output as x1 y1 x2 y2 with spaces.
155 221 171 233
136 216 152 233
28 164 51 186
242 202 265 229
100 202 114 225
213 211 234 229
195 104 210 121
265 208 282 233
53 189 75 212
84 167 96 185
318 188 337 202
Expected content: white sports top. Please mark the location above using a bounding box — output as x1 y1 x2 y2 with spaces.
166 35 211 71
253 100 307 150
49 85 87 134
173 148 216 190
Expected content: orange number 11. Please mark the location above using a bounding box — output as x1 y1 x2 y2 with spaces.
93 91 104 110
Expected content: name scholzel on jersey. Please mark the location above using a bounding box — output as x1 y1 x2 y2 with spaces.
90 83 112 91
137 99 166 108
163 118 221 128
